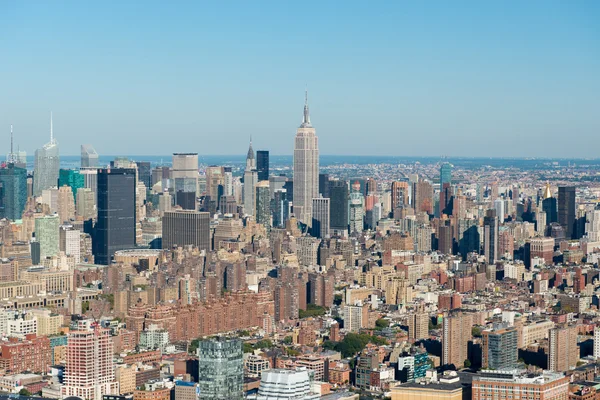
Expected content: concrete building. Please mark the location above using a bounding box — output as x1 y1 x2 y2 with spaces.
408 305 429 340
35 214 60 260
549 324 578 372
472 370 568 400
162 210 210 251
61 327 119 400
60 225 81 263
253 368 319 400
442 312 473 369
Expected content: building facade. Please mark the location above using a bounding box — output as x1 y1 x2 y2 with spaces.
293 92 319 226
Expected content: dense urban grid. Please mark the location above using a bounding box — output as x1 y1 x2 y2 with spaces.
0 97 599 400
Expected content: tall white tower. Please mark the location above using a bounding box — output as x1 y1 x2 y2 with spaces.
293 91 319 226
243 139 258 216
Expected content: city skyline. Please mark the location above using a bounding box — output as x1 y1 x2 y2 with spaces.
1 2 598 158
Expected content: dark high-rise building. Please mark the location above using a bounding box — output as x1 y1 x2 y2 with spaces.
329 180 349 232
484 209 499 264
272 190 290 229
438 224 453 254
283 180 293 202
542 197 558 225
136 161 152 188
440 183 453 216
162 210 210 251
319 173 330 198
93 168 136 265
256 150 269 181
0 163 28 220
176 191 196 210
558 186 576 239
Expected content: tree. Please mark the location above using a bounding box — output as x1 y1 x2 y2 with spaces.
472 326 482 338
243 343 254 353
375 318 390 329
464 359 471 368
333 294 343 306
255 339 273 349
189 338 201 354
19 389 31 396
81 300 90 314
283 336 293 345
299 304 327 318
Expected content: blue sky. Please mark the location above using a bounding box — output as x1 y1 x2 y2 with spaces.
0 1 598 157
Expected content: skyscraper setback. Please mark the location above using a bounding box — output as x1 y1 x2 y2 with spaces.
293 91 319 227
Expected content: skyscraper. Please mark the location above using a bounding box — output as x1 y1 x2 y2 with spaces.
442 312 473 368
34 113 60 196
558 186 576 239
481 326 518 370
136 161 152 188
484 209 499 264
255 181 271 233
391 181 409 210
440 162 452 186
80 144 99 168
329 180 349 233
293 91 319 226
243 140 258 216
93 168 136 265
0 163 27 220
256 150 269 181
318 173 330 198
548 325 578 372
272 189 290 229
311 197 330 239
162 210 210 251
349 186 364 233
172 153 198 195
197 338 243 400
61 327 119 400
35 214 60 260
58 169 85 199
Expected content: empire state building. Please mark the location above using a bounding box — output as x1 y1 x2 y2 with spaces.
293 91 319 227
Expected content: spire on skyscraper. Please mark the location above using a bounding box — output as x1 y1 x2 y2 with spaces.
301 89 311 128
246 137 255 160
50 111 54 144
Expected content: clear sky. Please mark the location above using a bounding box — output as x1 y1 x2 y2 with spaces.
0 1 598 158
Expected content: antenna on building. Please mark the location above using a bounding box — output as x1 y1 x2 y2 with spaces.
9 124 14 163
50 111 54 143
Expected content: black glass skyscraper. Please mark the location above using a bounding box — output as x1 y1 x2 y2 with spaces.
319 173 330 198
542 197 558 225
136 161 152 188
256 150 269 181
558 186 576 239
329 180 349 232
93 168 136 265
